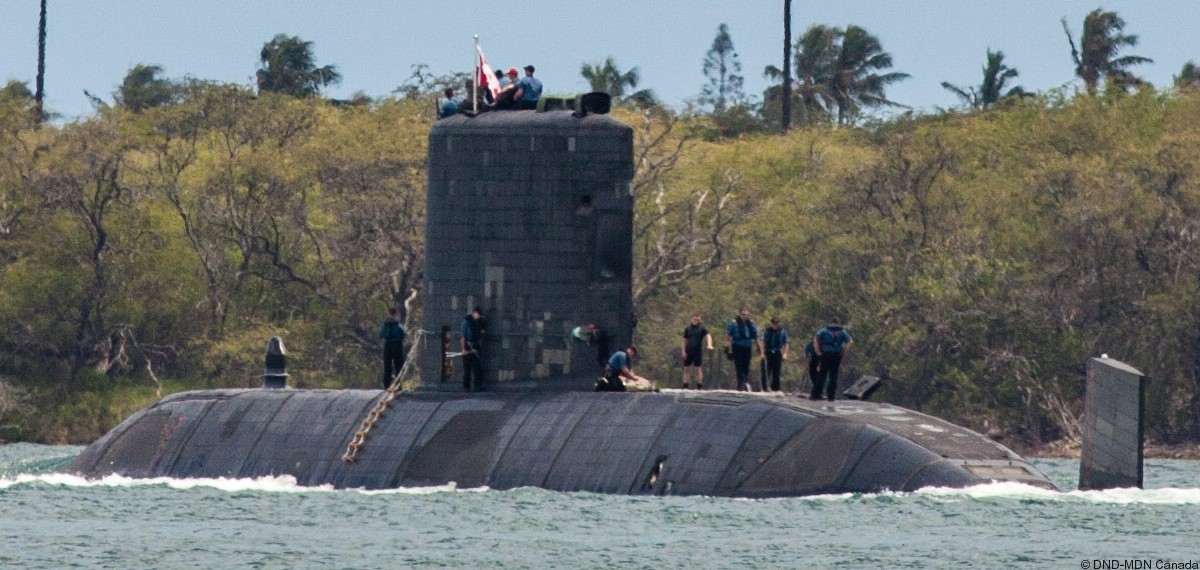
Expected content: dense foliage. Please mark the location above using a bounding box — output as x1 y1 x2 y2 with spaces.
2 84 1199 451
0 86 427 441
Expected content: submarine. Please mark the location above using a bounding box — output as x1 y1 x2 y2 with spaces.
68 96 1059 496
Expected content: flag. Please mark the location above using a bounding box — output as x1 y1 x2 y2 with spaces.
476 44 500 102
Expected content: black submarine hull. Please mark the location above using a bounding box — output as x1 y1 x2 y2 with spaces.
68 389 1054 496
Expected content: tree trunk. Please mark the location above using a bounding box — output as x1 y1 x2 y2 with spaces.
35 0 47 125
782 0 792 132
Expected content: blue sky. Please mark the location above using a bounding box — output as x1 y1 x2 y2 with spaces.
2 1 1198 121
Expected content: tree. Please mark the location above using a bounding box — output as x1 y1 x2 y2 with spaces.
763 24 837 128
35 118 145 375
115 64 177 112
35 0 47 124
941 49 1026 111
1062 9 1152 96
1 80 34 102
393 63 469 102
701 24 745 113
1175 61 1200 90
793 24 839 125
781 0 792 132
255 34 341 98
828 25 909 125
581 57 657 105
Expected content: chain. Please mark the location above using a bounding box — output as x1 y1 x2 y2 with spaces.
341 331 433 463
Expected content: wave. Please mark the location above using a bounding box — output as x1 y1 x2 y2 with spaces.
914 481 1200 505
0 472 486 495
3 470 1196 504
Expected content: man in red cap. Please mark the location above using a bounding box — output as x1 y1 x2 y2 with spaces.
491 67 521 109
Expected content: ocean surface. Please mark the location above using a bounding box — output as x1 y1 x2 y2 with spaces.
1 444 1197 569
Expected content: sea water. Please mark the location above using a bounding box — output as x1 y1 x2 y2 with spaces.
1 443 1197 569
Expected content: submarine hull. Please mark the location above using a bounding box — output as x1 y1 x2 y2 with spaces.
68 389 1054 496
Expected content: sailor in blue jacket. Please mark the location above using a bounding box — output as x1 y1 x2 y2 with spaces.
725 307 760 392
811 317 853 400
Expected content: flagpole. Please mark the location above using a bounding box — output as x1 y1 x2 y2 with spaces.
473 34 479 114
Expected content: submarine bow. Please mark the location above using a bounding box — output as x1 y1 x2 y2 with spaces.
68 389 1054 496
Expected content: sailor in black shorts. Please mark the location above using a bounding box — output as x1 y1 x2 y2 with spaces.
680 313 713 389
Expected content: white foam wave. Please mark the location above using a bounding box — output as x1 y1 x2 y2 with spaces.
916 481 1200 505
0 472 483 495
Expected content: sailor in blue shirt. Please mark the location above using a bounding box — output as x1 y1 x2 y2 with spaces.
512 65 543 110
438 87 460 119
725 307 760 392
811 317 853 400
597 345 638 392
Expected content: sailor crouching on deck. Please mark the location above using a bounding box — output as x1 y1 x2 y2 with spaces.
597 345 653 392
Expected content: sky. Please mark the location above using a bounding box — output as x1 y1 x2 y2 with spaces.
2 1 1199 122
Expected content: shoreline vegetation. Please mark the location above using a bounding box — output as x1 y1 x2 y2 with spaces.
1020 441 1200 461
4 78 1200 454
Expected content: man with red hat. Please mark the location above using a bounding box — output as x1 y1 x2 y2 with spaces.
491 67 521 109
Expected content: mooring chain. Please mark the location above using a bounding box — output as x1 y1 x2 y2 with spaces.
341 331 433 463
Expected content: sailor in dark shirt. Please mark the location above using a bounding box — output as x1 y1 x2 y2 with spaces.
761 317 789 392
379 307 407 389
680 312 713 389
460 307 488 391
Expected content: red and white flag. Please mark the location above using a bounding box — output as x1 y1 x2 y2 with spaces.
475 44 500 101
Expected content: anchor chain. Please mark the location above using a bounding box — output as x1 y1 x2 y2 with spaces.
341 331 430 463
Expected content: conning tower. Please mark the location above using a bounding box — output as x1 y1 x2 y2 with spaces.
420 110 634 390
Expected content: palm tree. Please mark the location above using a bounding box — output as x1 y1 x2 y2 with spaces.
35 0 47 124
941 49 1026 111
1175 61 1200 90
580 56 656 105
828 25 909 125
781 0 792 132
1062 9 1152 96
255 34 341 98
793 24 839 125
764 24 838 128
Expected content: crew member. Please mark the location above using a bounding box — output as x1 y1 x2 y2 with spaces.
512 65 543 110
461 307 487 391
762 317 789 392
805 338 820 396
681 312 713 389
725 307 759 392
598 345 639 392
492 67 520 109
378 307 407 389
811 317 852 401
438 87 460 119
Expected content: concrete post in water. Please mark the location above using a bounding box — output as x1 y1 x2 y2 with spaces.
1079 356 1146 490
262 336 289 389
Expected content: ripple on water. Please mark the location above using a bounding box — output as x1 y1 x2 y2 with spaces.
2 449 1200 568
